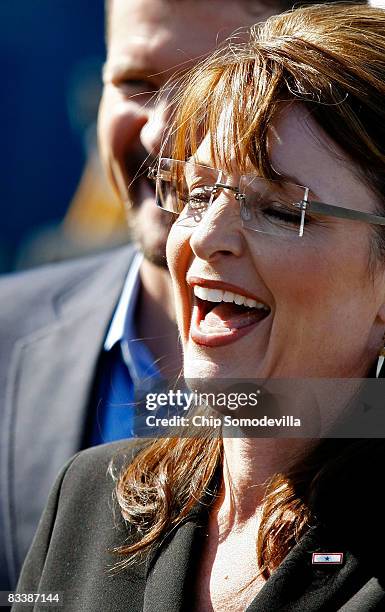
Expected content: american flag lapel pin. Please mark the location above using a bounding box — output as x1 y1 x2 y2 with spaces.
312 552 344 565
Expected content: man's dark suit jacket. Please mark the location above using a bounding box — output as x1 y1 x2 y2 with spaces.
0 246 136 590
13 441 385 611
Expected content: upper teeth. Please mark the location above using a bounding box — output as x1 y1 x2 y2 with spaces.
193 286 269 310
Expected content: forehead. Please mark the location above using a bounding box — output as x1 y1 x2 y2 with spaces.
193 105 377 213
107 0 270 80
267 105 369 205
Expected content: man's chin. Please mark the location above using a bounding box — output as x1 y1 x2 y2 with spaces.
130 211 171 269
141 244 169 269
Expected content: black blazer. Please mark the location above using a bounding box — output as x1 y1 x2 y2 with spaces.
13 441 385 611
0 246 136 590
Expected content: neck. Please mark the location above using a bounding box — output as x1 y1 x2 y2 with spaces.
213 379 368 533
214 438 313 533
137 257 181 379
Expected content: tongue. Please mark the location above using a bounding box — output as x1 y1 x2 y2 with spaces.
200 302 265 332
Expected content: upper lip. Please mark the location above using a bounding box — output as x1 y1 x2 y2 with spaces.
186 276 271 309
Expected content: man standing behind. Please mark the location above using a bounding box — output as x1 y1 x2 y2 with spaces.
0 0 343 593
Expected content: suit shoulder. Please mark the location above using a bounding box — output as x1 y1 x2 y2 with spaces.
0 246 136 338
14 440 149 603
45 440 149 535
67 439 145 479
0 246 135 299
60 440 148 495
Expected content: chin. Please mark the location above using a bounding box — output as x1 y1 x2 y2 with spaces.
183 346 254 382
184 359 222 382
136 232 169 268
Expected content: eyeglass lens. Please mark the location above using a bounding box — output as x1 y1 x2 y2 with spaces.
155 158 308 237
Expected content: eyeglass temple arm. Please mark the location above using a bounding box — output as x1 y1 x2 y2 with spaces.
308 201 385 226
217 187 385 228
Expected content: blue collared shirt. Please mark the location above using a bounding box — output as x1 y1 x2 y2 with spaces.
89 252 161 444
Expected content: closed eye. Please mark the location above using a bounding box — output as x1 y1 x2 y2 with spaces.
182 186 215 209
259 201 304 225
117 79 159 98
189 190 212 204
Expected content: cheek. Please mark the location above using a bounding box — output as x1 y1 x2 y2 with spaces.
258 230 373 321
98 92 117 160
166 225 193 339
166 224 190 280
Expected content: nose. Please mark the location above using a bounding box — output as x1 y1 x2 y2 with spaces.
189 193 245 262
98 84 175 203
140 97 172 157
98 94 149 199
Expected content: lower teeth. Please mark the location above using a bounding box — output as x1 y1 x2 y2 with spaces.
199 320 232 334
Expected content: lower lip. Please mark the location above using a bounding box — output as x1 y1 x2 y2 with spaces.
190 304 266 347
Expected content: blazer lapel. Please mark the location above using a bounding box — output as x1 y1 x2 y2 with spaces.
143 515 206 612
246 526 373 611
2 247 136 585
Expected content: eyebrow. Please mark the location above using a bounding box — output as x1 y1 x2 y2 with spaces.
185 156 321 199
266 167 321 199
260 160 304 186
188 158 311 186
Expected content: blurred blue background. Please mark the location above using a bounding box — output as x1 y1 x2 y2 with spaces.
0 0 126 273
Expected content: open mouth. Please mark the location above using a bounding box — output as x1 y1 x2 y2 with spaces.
125 159 157 203
190 283 271 347
131 174 156 202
